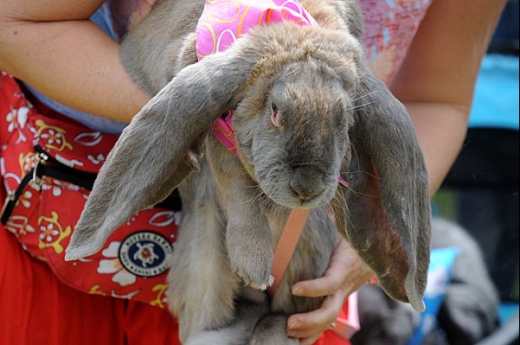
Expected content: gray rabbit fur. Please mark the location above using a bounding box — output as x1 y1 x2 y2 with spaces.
65 0 432 343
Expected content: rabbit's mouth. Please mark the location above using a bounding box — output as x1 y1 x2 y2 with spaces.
268 186 336 209
259 172 339 209
287 180 330 208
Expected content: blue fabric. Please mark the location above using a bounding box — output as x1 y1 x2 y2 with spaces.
468 54 519 130
22 3 129 135
499 303 519 325
408 247 460 345
90 3 118 41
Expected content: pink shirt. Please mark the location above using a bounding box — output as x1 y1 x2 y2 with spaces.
109 0 433 85
360 0 433 84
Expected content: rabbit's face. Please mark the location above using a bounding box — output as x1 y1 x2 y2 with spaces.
234 58 358 209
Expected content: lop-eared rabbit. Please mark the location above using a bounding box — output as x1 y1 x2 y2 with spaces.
65 0 432 343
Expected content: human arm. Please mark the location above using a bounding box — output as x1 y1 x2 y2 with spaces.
392 0 508 195
288 0 507 343
0 0 151 123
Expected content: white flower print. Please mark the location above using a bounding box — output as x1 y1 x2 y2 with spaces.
21 154 36 174
6 109 17 133
41 182 63 197
87 153 106 165
5 106 29 143
97 242 137 287
5 215 36 236
40 129 63 147
20 222 36 235
39 223 60 243
18 190 33 208
17 106 28 128
42 178 81 195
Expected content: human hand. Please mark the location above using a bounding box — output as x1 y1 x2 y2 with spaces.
286 239 375 345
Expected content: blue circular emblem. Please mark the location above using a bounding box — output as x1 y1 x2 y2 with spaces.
118 231 173 277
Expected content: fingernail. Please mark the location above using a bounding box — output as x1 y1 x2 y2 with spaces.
288 320 300 330
292 286 304 296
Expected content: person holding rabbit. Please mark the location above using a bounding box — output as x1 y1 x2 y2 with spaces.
0 0 507 344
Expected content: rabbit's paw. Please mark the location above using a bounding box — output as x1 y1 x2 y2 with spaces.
229 244 274 290
248 275 275 291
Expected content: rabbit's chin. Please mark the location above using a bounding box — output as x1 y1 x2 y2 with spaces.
262 184 337 210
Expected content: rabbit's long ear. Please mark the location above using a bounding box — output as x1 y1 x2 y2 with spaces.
65 47 257 261
333 69 431 312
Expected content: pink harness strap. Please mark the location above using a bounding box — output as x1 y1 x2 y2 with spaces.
267 208 311 296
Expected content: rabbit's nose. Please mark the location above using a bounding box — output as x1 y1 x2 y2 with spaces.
290 166 326 201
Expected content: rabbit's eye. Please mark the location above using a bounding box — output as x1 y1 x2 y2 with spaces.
271 103 282 127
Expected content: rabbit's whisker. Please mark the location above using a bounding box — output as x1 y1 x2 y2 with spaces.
351 90 381 103
345 100 379 113
330 193 356 233
341 170 381 180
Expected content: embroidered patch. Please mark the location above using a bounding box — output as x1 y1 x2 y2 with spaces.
118 231 173 277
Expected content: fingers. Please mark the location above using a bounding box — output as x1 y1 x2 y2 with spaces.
292 239 371 298
292 268 345 298
292 241 350 297
286 292 344 339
